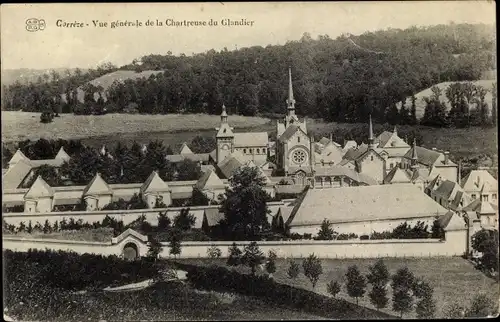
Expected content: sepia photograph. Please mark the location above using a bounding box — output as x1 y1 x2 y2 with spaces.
1 1 498 320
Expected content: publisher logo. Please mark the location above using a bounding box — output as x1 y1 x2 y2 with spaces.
26 18 46 32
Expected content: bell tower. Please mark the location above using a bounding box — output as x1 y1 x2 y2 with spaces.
215 104 234 163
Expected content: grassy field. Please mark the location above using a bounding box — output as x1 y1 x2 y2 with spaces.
179 257 499 319
2 111 496 163
1 111 271 143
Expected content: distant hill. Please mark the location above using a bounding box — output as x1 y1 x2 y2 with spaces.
1 68 89 87
397 79 496 119
60 70 164 103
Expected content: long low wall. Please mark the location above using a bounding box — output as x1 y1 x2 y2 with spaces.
2 201 292 228
2 229 467 259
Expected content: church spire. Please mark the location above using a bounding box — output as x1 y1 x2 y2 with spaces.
286 67 296 116
221 104 228 123
368 114 376 149
411 138 418 168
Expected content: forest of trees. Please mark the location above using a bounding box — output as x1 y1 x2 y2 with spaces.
2 24 495 126
2 137 214 188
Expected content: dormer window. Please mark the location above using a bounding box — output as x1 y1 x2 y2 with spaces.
370 156 374 161
223 129 226 133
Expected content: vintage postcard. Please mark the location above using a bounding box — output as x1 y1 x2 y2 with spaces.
1 1 498 320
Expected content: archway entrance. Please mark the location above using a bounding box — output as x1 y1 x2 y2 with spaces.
123 242 139 261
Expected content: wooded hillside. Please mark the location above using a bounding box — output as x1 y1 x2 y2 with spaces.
2 23 495 124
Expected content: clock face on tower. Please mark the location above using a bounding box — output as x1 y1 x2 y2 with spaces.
291 148 308 165
221 144 229 150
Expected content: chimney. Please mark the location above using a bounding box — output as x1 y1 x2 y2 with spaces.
444 151 449 165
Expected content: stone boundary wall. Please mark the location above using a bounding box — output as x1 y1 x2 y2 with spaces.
2 200 290 228
2 229 467 259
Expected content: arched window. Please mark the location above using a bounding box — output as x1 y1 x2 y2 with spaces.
257 148 260 154
249 148 253 154
243 149 247 153
370 156 374 161
263 148 266 153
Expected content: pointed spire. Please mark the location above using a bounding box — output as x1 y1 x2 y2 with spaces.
221 104 228 123
368 114 376 148
411 138 418 168
286 67 296 115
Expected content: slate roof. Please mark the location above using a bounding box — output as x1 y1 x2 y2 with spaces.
404 146 456 167
462 199 498 215
82 173 113 196
376 131 410 149
278 125 301 142
165 153 210 163
2 159 34 189
277 206 294 223
461 170 498 192
203 208 225 226
343 145 369 161
437 211 466 231
216 123 234 138
233 132 268 147
289 184 449 226
195 169 225 190
55 147 71 161
218 155 244 179
383 167 412 184
8 149 29 165
24 176 54 199
343 140 358 151
434 180 462 200
275 184 306 195
140 171 170 194
179 143 193 155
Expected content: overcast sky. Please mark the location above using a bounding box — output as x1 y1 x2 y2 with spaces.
1 1 496 70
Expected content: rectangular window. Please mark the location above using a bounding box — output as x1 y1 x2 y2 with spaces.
298 137 300 143
243 149 247 153
257 148 260 154
390 163 394 169
263 148 266 153
471 194 476 199
249 149 253 153
483 195 489 202
493 194 497 200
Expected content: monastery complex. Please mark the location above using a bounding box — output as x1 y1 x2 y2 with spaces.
2 69 498 242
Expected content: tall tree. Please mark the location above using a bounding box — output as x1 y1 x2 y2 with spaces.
302 253 323 290
220 166 271 240
366 260 390 311
242 241 265 275
346 265 367 305
316 219 336 240
391 266 415 318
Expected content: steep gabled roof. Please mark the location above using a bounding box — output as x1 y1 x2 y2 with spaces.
24 176 54 199
55 147 71 162
383 167 412 184
82 173 112 196
203 208 225 226
376 131 410 149
234 132 268 147
278 125 303 143
196 168 225 190
179 142 193 155
461 170 498 192
437 211 466 231
342 145 368 161
2 158 33 189
463 198 498 215
343 140 358 151
140 171 170 194
9 149 29 165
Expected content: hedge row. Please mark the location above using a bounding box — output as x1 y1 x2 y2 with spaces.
3 249 159 291
174 262 396 319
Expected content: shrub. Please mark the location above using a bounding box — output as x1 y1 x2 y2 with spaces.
227 243 242 267
265 250 277 276
315 219 337 240
302 253 323 290
360 235 369 240
242 241 265 275
346 265 366 305
327 280 341 298
207 246 222 259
